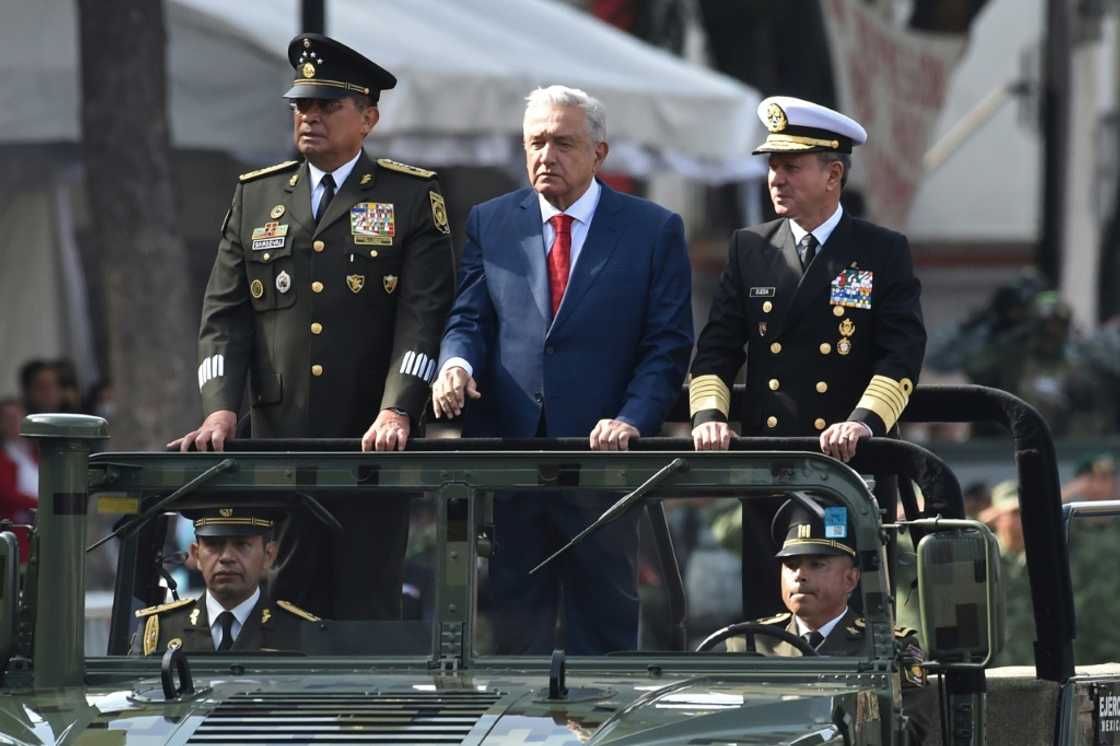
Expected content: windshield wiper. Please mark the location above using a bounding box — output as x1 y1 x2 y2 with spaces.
530 457 688 575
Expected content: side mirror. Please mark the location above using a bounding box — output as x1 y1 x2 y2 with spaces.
915 521 1004 666
0 531 21 671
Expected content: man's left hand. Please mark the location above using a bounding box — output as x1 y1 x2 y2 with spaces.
820 421 871 462
589 419 640 451
361 409 411 452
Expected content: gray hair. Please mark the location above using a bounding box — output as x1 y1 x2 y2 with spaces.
817 152 851 188
524 85 607 143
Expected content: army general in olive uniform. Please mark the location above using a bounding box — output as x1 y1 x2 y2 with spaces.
173 34 456 619
130 508 324 655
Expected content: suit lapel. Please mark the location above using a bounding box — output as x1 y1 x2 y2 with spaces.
518 190 552 325
548 182 623 337
767 220 804 339
774 214 853 339
312 152 373 238
282 162 314 236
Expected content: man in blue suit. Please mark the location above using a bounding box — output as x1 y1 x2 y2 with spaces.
433 86 693 654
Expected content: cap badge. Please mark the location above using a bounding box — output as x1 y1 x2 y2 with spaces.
220 508 233 517
346 274 366 293
302 62 316 79
303 38 311 49
766 102 788 133
797 523 811 538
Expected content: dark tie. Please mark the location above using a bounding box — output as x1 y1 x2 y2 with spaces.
315 173 336 224
547 214 574 317
216 610 236 652
804 630 825 650
798 233 818 271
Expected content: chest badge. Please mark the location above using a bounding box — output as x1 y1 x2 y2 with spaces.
749 287 776 298
270 204 285 219
758 321 768 337
261 608 272 624
251 222 289 252
189 608 201 626
383 274 398 294
250 279 265 300
837 337 852 355
347 274 366 294
830 269 873 310
276 270 292 294
351 202 395 246
839 318 855 337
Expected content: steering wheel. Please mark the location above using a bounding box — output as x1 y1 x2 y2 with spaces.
695 622 820 655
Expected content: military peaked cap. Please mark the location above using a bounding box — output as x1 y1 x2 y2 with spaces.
754 96 868 155
772 496 856 559
186 506 278 538
284 33 397 103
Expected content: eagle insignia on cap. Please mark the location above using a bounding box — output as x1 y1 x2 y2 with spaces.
766 102 788 133
302 62 316 78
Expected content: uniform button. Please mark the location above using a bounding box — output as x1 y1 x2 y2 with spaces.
313 240 326 253
833 305 845 317
310 322 323 335
770 342 782 354
762 301 773 313
819 342 832 355
262 252 271 262
768 378 780 391
816 381 828 393
535 392 544 404
311 364 324 377
312 281 324 293
766 416 778 429
814 418 827 430
369 249 379 258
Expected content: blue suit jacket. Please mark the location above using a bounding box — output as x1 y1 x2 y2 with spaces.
438 182 693 438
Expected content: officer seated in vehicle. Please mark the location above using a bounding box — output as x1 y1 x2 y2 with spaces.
130 506 324 656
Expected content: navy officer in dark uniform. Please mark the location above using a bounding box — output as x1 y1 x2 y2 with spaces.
170 34 456 619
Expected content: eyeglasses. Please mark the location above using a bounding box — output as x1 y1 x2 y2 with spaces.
289 98 349 116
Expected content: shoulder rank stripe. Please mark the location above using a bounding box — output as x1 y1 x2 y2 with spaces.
135 596 194 618
239 160 300 183
377 158 436 179
277 599 321 622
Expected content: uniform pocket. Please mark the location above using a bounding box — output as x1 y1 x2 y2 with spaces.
245 245 296 311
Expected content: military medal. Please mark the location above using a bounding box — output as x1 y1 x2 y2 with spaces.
276 270 292 294
251 222 289 251
351 202 395 246
346 274 366 293
830 269 873 310
839 318 855 337
383 274 398 294
837 337 852 355
250 279 265 300
270 204 285 219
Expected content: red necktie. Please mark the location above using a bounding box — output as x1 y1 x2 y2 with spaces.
547 214 574 317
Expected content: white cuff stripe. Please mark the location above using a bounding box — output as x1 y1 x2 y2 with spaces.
197 354 226 391
401 351 415 375
424 359 436 383
400 351 436 381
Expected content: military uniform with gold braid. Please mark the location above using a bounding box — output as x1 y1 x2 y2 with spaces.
195 34 455 620
689 96 925 438
129 508 325 656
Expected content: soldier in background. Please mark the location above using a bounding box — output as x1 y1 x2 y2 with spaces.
170 33 456 620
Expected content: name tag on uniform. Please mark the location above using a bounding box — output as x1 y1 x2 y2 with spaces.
749 287 775 297
250 222 288 251
351 202 395 246
830 269 873 309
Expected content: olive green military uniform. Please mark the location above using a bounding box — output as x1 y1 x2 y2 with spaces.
130 594 324 656
198 154 455 436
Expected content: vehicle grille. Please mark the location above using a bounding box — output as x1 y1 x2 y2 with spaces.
187 690 502 744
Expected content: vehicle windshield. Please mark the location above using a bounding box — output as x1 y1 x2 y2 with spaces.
86 449 890 661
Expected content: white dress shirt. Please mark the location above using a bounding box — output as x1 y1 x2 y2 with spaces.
794 606 850 649
788 202 844 250
206 586 260 651
308 150 362 218
441 179 603 379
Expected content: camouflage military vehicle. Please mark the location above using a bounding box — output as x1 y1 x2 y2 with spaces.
0 386 1111 745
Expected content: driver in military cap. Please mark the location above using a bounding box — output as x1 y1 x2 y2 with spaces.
171 33 457 619
130 507 323 655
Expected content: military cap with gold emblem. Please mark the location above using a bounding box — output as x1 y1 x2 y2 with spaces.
185 506 277 537
754 96 868 155
771 497 856 560
284 33 397 103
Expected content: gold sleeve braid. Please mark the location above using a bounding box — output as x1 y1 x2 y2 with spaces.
143 615 159 656
854 375 913 431
689 374 731 418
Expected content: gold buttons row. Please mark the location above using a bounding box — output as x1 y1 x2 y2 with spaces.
769 342 834 355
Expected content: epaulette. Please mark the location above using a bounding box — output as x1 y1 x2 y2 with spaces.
277 599 321 623
754 612 791 625
377 158 436 179
239 160 300 183
135 596 194 618
893 624 918 639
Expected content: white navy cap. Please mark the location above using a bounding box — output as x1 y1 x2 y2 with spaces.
754 96 868 155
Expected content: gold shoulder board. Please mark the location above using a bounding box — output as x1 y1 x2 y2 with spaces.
277 599 321 623
894 625 918 638
135 596 195 618
755 612 792 625
142 615 159 656
854 617 866 628
239 160 300 183
377 158 436 179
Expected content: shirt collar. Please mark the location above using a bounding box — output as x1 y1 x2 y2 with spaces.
205 586 260 628
795 606 849 641
788 203 844 248
538 177 602 227
308 149 363 192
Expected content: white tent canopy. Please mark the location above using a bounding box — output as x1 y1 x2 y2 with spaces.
4 0 764 181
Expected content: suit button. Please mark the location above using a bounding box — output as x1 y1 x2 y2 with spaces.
768 378 780 391
766 416 778 429
816 381 828 393
311 364 324 377
770 342 782 354
762 301 773 313
833 305 845 317
313 240 326 253
312 281 324 293
819 342 832 355
535 393 543 404
310 322 323 335
814 418 827 430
